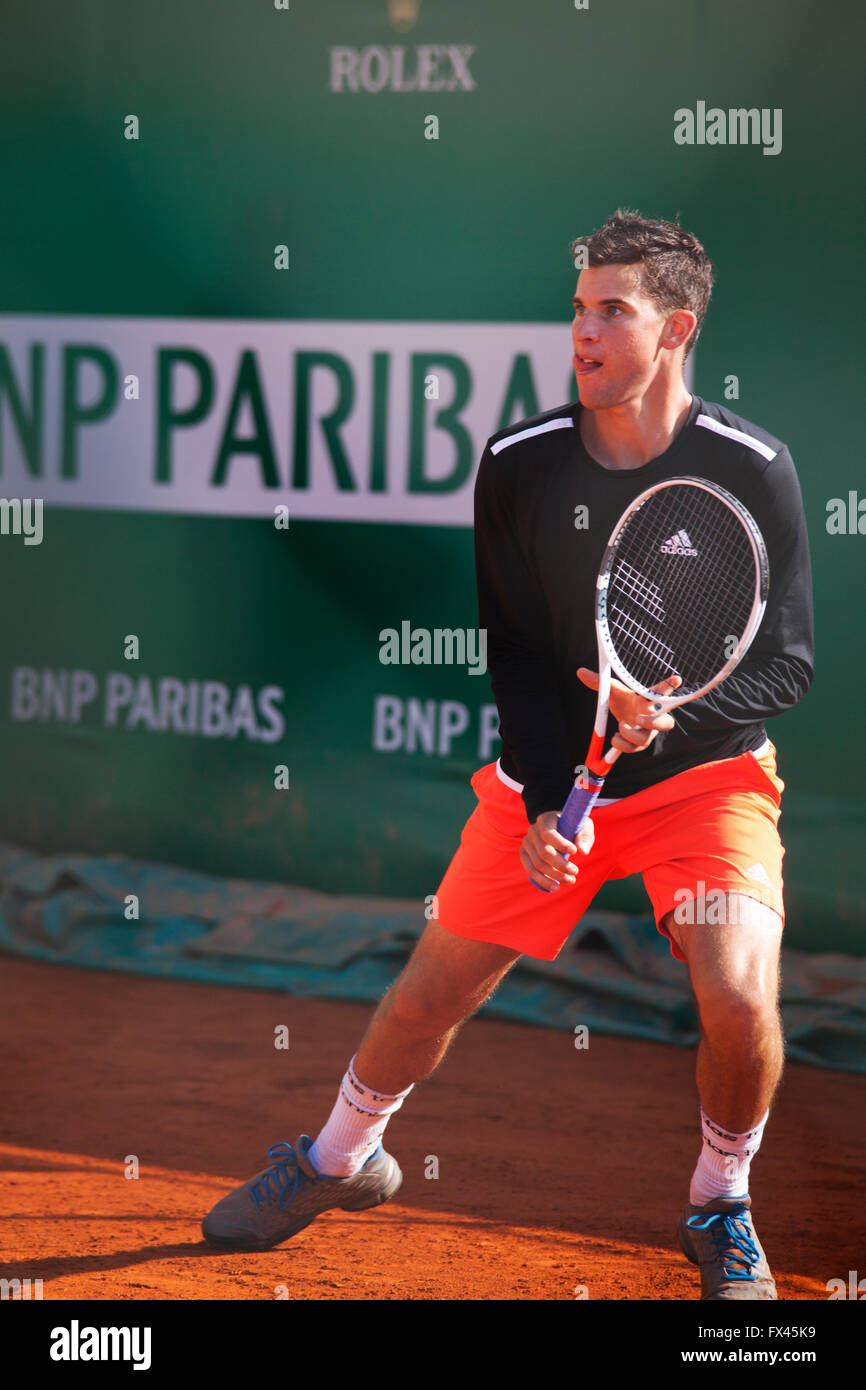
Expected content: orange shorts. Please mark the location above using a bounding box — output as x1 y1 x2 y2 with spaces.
434 741 786 963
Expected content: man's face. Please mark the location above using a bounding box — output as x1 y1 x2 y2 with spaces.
571 262 675 408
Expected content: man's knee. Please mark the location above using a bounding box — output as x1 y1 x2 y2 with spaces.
667 894 783 1043
385 919 519 1036
697 980 780 1045
386 970 455 1035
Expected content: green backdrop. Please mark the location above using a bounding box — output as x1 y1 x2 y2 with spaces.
1 0 864 951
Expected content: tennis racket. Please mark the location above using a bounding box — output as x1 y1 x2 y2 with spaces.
532 475 769 891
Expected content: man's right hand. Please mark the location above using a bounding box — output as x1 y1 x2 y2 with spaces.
519 810 595 891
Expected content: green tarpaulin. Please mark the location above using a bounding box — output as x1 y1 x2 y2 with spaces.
1 844 863 1075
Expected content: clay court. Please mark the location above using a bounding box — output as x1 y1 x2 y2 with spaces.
1 956 860 1301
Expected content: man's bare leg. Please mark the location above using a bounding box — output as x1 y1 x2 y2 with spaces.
662 893 784 1134
663 892 784 1298
354 917 522 1093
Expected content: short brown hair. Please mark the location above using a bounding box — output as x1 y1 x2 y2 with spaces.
569 209 714 359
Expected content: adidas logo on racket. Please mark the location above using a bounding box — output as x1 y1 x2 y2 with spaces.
660 529 699 556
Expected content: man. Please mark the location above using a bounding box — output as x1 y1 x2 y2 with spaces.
202 210 814 1301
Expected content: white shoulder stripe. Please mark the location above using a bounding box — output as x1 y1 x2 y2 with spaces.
696 413 777 461
490 416 574 455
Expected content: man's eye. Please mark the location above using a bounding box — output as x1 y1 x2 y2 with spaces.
605 306 621 316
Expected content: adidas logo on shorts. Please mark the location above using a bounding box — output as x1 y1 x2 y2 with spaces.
660 529 698 556
744 862 774 887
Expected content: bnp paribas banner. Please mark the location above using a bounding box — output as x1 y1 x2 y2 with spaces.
0 311 607 911
0 313 600 524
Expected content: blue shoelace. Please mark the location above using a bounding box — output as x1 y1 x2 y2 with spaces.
248 1142 314 1212
687 1203 761 1282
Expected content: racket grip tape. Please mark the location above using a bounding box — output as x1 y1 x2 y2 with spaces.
558 771 605 843
529 771 606 893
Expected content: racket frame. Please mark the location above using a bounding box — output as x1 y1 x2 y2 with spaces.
538 476 769 875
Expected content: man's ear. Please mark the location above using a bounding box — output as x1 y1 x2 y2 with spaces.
663 309 697 351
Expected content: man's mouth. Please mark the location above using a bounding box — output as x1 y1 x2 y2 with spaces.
574 354 603 375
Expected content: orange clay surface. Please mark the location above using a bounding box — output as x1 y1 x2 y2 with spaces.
0 956 862 1300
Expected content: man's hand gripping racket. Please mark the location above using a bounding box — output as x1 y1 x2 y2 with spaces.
526 476 769 893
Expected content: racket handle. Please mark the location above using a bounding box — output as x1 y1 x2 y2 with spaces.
558 771 606 843
529 771 606 893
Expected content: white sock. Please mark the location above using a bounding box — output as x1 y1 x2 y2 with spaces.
308 1055 414 1177
689 1106 769 1206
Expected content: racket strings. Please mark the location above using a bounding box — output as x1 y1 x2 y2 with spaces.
604 486 758 696
615 560 666 620
608 602 678 669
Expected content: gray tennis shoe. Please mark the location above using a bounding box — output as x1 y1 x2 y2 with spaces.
678 1194 778 1299
202 1134 403 1251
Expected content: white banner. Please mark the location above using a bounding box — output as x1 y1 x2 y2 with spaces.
0 313 601 527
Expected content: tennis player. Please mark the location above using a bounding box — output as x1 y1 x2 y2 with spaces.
203 210 814 1301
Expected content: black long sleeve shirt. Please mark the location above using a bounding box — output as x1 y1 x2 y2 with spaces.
475 394 814 824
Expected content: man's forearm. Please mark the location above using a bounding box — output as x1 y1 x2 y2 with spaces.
672 652 813 733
